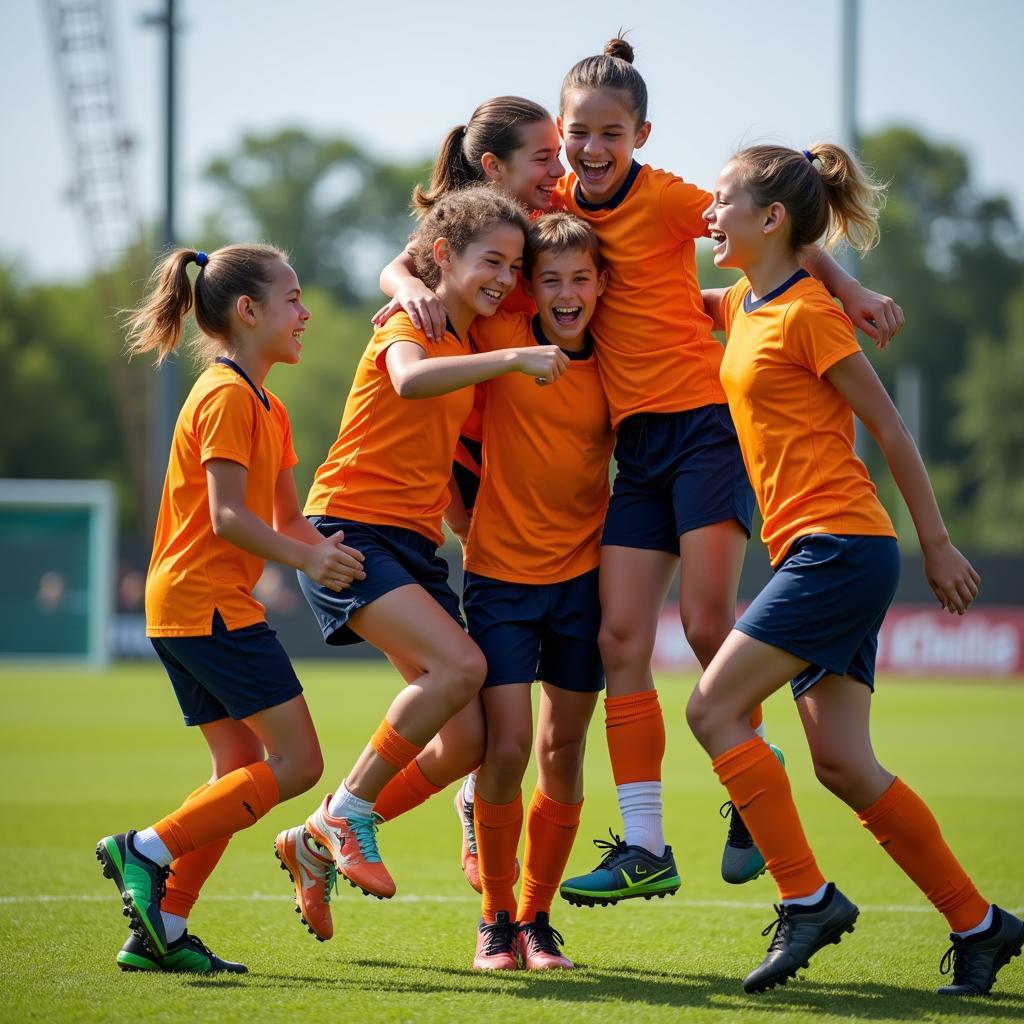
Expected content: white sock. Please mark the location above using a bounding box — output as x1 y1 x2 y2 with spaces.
783 882 830 907
131 828 173 867
462 772 477 805
754 721 767 739
954 904 994 938
617 781 665 856
327 782 374 821
161 912 187 944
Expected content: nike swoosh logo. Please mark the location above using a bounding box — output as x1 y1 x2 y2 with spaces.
620 865 672 889
242 800 257 823
737 798 758 811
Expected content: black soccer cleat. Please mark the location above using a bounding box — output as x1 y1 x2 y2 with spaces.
117 930 248 973
743 883 859 994
936 905 1024 996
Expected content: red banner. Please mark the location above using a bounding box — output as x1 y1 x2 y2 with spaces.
653 605 1024 677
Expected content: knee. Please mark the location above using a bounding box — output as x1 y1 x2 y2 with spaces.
272 749 324 801
598 620 651 670
211 739 265 779
440 646 487 709
811 756 877 807
684 688 716 749
485 732 532 782
680 609 732 667
535 730 586 782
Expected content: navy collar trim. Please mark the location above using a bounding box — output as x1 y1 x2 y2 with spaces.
574 160 642 212
743 269 811 313
445 316 462 343
531 314 594 360
215 356 270 409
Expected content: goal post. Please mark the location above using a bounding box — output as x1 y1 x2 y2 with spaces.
0 479 116 667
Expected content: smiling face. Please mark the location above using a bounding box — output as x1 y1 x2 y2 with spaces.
437 223 525 319
703 162 772 272
249 260 309 365
559 88 651 205
483 118 564 212
528 247 607 346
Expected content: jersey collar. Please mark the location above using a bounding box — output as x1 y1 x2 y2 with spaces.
215 356 270 409
574 160 643 212
531 314 594 360
743 268 811 313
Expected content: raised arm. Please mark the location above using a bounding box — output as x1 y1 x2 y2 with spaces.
824 352 979 614
373 245 447 342
800 246 905 348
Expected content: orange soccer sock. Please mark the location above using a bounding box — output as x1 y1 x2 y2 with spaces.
475 793 524 923
605 690 665 785
154 761 279 860
516 789 582 924
371 719 423 771
858 777 990 933
372 760 443 822
160 783 230 918
712 738 825 900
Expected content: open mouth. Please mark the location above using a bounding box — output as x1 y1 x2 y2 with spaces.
580 159 612 182
480 287 504 304
709 230 727 254
551 305 582 328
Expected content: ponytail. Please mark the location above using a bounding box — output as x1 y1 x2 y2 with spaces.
411 96 552 218
124 243 287 364
733 143 885 254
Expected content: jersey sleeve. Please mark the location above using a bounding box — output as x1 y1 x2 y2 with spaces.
370 313 429 372
784 297 862 378
194 383 256 469
660 175 713 242
469 310 529 353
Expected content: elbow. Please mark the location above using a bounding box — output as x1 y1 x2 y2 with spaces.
210 505 235 538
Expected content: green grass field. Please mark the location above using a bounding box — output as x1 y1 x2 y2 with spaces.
1 663 1022 1023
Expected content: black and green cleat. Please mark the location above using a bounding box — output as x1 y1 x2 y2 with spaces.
117 931 248 974
937 905 1024 996
720 743 786 885
559 830 681 907
96 831 170 957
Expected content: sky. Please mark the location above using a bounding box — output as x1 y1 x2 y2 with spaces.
4 0 1023 281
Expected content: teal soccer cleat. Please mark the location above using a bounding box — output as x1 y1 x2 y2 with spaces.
720 743 786 884
559 830 681 907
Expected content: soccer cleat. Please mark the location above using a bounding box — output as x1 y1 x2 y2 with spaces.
559 830 681 907
96 831 170 956
305 794 395 900
275 825 337 941
455 789 520 894
936 905 1024 996
473 910 519 971
518 912 574 970
743 883 859 994
721 744 786 885
117 930 247 973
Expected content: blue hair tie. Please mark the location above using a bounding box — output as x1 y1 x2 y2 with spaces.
802 149 815 163
195 251 209 267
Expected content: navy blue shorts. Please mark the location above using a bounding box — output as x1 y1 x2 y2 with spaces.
151 611 303 726
452 436 482 512
299 517 464 647
601 405 755 553
463 568 604 692
734 534 901 697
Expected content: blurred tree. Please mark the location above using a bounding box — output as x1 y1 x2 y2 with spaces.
203 128 430 305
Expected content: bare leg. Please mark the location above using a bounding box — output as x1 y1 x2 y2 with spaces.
534 683 599 805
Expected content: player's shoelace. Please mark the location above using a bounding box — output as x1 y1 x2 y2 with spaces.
720 801 756 849
461 799 478 856
347 814 383 864
522 920 565 956
589 829 630 868
480 917 519 955
761 905 794 952
939 936 968 985
179 932 215 959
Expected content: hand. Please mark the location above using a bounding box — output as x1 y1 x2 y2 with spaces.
922 538 980 615
371 282 446 342
514 345 570 384
834 281 905 349
303 531 366 593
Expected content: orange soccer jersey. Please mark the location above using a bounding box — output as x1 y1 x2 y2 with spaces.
720 272 896 566
557 163 724 427
145 359 298 637
305 313 474 546
464 311 613 583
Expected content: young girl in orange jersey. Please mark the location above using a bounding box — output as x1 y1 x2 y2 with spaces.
96 244 365 973
275 186 573 939
687 143 1022 996
555 38 907 904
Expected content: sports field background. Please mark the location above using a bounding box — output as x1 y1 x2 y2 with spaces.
1 663 1022 1024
